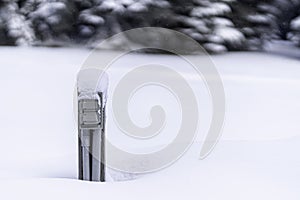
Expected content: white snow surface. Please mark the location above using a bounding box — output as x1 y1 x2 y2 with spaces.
0 47 299 199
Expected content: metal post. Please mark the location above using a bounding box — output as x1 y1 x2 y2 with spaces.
78 95 105 182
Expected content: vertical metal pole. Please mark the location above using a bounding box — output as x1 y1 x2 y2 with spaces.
100 93 106 182
81 130 91 181
78 93 105 182
78 94 83 180
91 129 101 181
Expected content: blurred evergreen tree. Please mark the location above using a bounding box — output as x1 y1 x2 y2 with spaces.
110 0 245 53
74 0 170 46
27 0 77 46
0 0 300 52
229 0 276 50
272 0 300 40
0 0 34 45
289 15 300 46
168 0 245 53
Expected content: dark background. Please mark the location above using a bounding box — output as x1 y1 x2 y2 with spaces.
1 0 300 53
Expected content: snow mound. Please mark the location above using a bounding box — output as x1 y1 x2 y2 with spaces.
291 16 300 30
203 43 227 53
30 2 66 19
77 69 109 105
79 12 104 26
0 48 300 199
191 2 231 17
214 27 245 44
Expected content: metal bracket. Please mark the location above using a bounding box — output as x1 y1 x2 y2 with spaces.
79 99 102 129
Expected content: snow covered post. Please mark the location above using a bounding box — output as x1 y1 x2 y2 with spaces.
77 69 108 182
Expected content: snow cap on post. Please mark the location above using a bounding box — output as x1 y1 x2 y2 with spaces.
77 68 109 106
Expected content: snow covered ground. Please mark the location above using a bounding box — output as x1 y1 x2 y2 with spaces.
0 47 299 199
